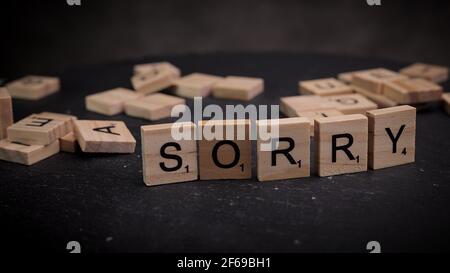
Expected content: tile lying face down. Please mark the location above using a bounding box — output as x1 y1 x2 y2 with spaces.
198 119 252 180
124 93 186 121
74 120 136 153
315 114 368 177
5 75 60 100
400 63 448 83
173 73 223 98
367 105 416 170
85 88 142 116
212 76 264 101
141 122 198 186
256 117 310 181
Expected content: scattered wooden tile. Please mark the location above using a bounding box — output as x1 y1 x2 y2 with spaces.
74 120 136 153
86 88 141 116
173 73 223 98
38 112 77 132
315 114 368 177
141 122 198 186
133 62 180 77
131 62 180 95
256 118 310 181
367 106 416 170
5 75 60 100
325 93 378 114
0 139 59 165
337 71 357 84
351 85 398 108
7 113 73 145
280 95 337 117
60 132 78 153
125 93 185 121
212 76 264 101
198 119 251 180
297 109 344 137
299 78 353 96
443 93 450 115
383 78 443 104
0 88 13 139
400 63 448 83
352 68 407 94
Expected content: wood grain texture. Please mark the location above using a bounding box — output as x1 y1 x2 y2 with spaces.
198 119 251 180
256 118 310 181
212 76 263 101
124 93 185 121
297 109 344 137
0 88 13 139
7 113 73 145
400 63 448 83
131 62 180 95
352 68 407 94
280 95 337 117
60 132 78 153
325 93 378 114
351 85 398 108
299 78 353 96
5 75 60 100
367 106 416 170
85 88 141 116
141 122 198 186
383 78 443 104
174 73 223 98
74 120 136 153
315 114 368 177
0 139 59 165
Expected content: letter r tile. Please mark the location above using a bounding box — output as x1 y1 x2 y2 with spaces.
315 114 368 177
256 117 310 182
141 122 198 186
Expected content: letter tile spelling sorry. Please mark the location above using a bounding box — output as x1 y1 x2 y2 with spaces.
198 119 251 180
315 114 368 177
256 117 310 181
367 106 416 170
141 122 198 186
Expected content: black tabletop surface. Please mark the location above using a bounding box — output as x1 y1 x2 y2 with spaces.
1 52 449 253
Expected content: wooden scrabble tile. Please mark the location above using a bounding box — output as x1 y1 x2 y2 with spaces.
141 122 198 186
337 71 356 84
212 76 264 101
443 93 450 115
325 93 378 114
280 95 338 117
74 120 136 153
173 73 223 98
60 132 78 153
125 93 185 121
0 139 59 165
351 85 398 108
352 68 407 94
38 112 77 132
131 62 180 95
198 119 251 180
86 88 141 116
367 106 416 170
297 109 344 137
5 75 60 100
0 88 13 139
400 63 448 83
299 78 353 96
315 114 368 177
133 62 181 77
256 118 310 181
7 113 73 145
383 78 443 104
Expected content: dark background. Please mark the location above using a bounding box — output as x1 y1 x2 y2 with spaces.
1 0 450 254
1 0 450 78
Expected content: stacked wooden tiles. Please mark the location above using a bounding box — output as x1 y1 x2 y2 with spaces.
141 105 416 186
0 107 136 165
85 62 265 121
